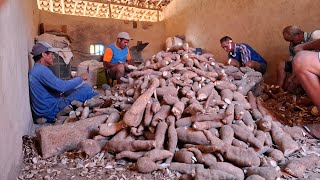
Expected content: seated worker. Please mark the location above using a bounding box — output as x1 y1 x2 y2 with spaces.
220 36 267 74
278 25 320 89
103 32 134 84
293 39 320 116
29 42 98 123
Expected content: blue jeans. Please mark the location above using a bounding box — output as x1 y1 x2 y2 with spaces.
48 83 98 123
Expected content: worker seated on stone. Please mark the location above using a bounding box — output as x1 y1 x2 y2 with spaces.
278 25 320 89
29 42 98 124
103 32 134 84
220 36 267 74
292 38 320 116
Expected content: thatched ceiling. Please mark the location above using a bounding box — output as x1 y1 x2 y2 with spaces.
37 0 172 22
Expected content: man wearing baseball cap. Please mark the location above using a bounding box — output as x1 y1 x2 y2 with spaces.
103 32 134 85
29 41 98 124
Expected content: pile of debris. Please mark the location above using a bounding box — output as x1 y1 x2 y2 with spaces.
260 85 320 126
19 135 178 179
19 45 320 179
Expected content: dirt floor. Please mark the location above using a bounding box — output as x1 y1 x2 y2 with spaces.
18 136 179 180
18 132 320 180
17 86 320 180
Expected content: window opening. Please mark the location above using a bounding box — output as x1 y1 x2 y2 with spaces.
90 44 104 55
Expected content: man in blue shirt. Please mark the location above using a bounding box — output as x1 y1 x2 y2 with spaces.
220 36 267 74
29 42 98 123
103 32 134 84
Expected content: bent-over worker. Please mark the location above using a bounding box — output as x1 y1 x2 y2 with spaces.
220 36 267 74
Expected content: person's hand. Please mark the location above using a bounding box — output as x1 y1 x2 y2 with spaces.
128 59 135 65
124 63 137 71
80 73 89 80
294 44 304 53
123 62 129 70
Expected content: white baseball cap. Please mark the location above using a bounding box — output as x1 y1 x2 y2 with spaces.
117 32 133 40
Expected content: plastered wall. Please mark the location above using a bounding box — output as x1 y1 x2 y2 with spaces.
0 0 38 179
163 0 320 84
39 11 166 68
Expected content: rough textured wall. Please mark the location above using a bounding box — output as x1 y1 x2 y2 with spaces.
163 0 320 84
0 0 37 179
39 11 166 68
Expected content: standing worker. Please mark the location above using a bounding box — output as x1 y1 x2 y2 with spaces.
103 32 134 84
29 42 98 124
220 36 267 74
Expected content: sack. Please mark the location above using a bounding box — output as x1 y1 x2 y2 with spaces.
77 60 104 87
166 37 184 52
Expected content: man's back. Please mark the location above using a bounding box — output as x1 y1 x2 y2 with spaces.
231 43 267 65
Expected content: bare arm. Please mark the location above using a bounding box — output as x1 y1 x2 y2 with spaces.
294 39 320 53
103 61 116 69
227 58 241 67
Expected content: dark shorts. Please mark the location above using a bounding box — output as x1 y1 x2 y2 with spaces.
284 61 292 73
259 63 267 75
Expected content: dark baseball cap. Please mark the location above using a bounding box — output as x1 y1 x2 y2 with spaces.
31 41 59 56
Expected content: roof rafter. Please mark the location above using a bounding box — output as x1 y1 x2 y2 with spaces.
37 0 171 22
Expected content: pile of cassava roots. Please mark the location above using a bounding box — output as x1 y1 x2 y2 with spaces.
35 45 320 180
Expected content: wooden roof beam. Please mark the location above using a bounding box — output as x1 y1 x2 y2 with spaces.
95 3 101 17
108 3 112 18
49 0 53 11
72 0 78 15
109 1 160 10
156 0 163 6
83 1 88 15
60 0 65 13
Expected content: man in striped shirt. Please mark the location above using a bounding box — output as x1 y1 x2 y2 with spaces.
103 32 134 84
220 36 267 74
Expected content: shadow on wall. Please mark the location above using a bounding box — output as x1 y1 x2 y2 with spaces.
28 53 34 70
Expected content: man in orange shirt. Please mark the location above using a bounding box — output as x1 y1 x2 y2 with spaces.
103 32 134 84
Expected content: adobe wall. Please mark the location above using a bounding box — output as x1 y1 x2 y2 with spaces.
163 0 320 84
0 0 38 179
39 11 166 68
